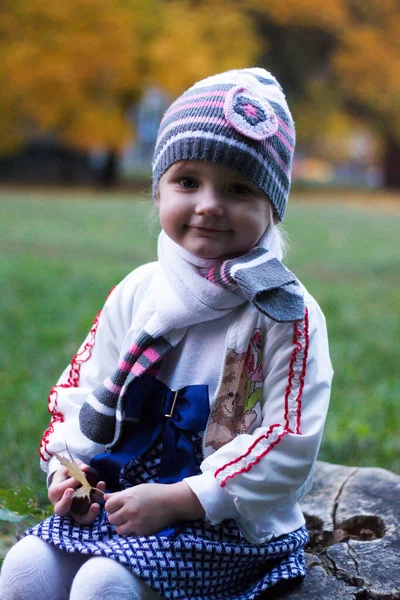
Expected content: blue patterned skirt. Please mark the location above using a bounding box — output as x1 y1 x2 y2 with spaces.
25 434 308 599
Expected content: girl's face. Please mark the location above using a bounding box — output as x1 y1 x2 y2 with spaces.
157 160 271 260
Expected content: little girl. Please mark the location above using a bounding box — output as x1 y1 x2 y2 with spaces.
0 68 333 599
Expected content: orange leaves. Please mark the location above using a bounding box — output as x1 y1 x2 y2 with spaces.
1 0 399 153
244 0 349 32
333 23 400 115
64 106 133 151
146 0 260 96
331 1 400 136
0 0 150 151
247 0 400 142
0 0 260 152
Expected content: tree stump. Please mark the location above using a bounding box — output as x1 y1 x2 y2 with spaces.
271 461 400 599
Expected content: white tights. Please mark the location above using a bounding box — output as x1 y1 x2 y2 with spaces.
0 535 161 600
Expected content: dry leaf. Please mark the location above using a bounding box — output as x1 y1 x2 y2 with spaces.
54 445 104 501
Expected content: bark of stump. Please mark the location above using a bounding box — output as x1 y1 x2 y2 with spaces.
261 461 400 599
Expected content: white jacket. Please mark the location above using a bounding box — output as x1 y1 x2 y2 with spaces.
40 262 333 544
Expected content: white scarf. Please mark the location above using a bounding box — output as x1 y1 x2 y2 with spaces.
79 232 304 448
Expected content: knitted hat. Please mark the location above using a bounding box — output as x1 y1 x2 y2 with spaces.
152 67 295 221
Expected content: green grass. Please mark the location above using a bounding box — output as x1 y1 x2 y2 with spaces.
0 188 399 506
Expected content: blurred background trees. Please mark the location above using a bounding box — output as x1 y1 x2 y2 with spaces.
0 0 398 187
252 0 400 187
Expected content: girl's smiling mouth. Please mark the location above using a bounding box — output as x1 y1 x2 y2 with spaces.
187 225 229 233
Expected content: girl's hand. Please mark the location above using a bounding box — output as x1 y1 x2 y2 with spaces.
104 481 205 537
48 460 106 525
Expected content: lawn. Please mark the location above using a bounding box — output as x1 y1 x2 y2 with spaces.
1 187 399 507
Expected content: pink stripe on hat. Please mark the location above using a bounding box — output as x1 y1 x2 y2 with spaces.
161 100 225 122
160 91 228 125
155 116 228 152
274 130 294 153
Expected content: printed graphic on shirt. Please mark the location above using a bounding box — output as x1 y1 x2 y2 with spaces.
205 329 263 450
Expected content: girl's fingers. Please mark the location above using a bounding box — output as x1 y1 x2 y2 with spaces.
92 481 106 503
58 476 79 490
77 462 91 473
106 509 127 527
52 467 72 484
71 502 101 525
48 476 81 504
56 493 102 524
104 492 123 514
115 522 132 536
54 488 74 516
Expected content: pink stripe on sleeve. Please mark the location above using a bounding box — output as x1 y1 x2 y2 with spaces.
104 377 122 395
142 347 162 363
220 261 234 286
132 362 146 376
207 266 217 284
119 359 134 373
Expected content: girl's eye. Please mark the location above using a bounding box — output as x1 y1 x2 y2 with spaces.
178 177 198 189
229 183 252 195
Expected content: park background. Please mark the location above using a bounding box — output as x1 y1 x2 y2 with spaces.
0 0 399 543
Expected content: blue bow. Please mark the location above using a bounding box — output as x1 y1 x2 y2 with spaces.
91 374 209 492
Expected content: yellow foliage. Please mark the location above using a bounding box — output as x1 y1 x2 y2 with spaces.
293 79 350 147
332 1 400 136
0 0 260 152
247 0 400 140
63 105 134 151
243 0 349 31
0 0 159 151
0 0 399 152
146 0 260 95
333 25 400 113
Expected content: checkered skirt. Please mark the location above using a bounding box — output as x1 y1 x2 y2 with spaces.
25 435 308 599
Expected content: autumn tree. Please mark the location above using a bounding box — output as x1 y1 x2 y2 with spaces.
1 0 398 187
332 0 400 187
237 0 400 187
0 0 259 184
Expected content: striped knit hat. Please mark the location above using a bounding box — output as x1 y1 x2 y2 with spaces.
152 68 295 221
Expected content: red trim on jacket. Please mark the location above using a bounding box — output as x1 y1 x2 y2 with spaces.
283 318 303 431
38 287 116 461
215 309 310 487
39 387 66 461
213 423 282 481
295 308 309 434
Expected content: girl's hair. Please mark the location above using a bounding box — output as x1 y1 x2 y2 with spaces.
263 204 287 261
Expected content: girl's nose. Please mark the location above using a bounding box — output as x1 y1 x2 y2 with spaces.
194 189 224 216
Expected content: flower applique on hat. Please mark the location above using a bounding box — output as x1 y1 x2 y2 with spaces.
224 87 279 141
